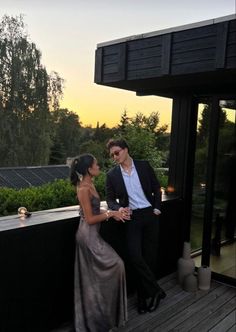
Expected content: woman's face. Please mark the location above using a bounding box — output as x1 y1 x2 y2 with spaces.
88 159 100 177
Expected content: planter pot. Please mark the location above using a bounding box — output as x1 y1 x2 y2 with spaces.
198 265 211 290
183 273 198 292
178 257 195 286
177 242 195 286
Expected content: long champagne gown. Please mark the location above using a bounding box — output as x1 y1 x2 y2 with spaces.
74 195 128 332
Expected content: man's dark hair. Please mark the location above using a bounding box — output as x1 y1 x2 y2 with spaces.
106 138 129 152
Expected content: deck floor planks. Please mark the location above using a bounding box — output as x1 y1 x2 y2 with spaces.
141 283 221 331
205 309 236 332
169 287 236 331
118 279 235 332
178 290 235 332
51 274 236 332
226 324 236 332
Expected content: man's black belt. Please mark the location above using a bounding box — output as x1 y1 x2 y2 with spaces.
132 206 152 214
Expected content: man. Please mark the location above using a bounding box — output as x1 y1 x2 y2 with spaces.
106 138 166 314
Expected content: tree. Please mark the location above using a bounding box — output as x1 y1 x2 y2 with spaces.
115 110 168 169
197 104 226 147
93 122 116 144
195 103 229 185
0 14 63 166
49 108 81 164
118 109 129 133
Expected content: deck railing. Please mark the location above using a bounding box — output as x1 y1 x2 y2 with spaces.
0 196 183 331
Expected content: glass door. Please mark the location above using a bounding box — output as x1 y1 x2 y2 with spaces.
191 97 236 280
210 99 236 278
191 100 211 252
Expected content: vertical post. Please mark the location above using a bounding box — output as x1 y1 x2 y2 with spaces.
201 96 220 266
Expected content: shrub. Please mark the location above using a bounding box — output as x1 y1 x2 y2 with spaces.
0 179 77 216
0 168 168 217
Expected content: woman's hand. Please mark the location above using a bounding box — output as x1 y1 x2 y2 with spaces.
112 210 126 223
107 209 130 223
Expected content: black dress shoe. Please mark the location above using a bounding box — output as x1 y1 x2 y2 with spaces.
147 292 161 312
159 289 167 299
148 289 166 312
137 297 147 314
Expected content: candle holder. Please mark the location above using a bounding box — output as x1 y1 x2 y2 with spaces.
18 207 32 218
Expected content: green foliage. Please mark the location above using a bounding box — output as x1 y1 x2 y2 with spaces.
94 171 106 200
0 16 171 207
215 119 235 196
195 104 235 189
114 124 164 169
0 16 170 170
49 108 81 164
156 172 168 189
0 179 77 216
0 14 63 167
78 140 107 168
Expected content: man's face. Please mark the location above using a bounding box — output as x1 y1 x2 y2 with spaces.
109 146 128 164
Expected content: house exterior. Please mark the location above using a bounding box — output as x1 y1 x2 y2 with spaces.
94 14 236 286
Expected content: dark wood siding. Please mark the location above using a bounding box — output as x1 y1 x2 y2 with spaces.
102 43 126 82
127 35 162 79
171 24 217 75
95 18 236 93
226 20 236 68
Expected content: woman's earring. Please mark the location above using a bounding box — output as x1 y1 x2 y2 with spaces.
76 171 83 181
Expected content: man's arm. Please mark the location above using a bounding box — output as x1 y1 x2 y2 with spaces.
105 173 121 211
146 161 162 210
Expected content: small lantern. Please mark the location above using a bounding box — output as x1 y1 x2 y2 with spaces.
18 207 31 217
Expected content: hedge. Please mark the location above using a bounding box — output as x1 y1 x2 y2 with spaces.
0 170 167 216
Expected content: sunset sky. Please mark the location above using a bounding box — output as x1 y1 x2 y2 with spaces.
1 0 235 129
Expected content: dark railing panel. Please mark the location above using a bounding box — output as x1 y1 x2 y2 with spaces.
0 209 79 332
0 198 183 330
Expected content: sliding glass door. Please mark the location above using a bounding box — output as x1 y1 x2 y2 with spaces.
191 97 236 280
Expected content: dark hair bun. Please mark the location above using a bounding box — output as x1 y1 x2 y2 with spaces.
70 154 95 186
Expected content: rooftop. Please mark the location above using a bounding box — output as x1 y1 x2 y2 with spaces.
97 14 236 48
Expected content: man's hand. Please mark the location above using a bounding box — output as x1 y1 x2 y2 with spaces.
153 208 161 216
119 207 132 220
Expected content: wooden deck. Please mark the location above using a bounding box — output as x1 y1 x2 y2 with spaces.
52 273 236 332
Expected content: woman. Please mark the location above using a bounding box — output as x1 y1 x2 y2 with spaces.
70 154 128 332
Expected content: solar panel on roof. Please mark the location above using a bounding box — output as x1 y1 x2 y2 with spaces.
33 168 56 181
56 167 70 177
1 170 30 189
44 166 69 179
17 169 46 186
0 165 70 189
0 176 13 188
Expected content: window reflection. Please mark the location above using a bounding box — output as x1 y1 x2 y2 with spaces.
192 99 236 278
210 100 236 278
191 102 211 252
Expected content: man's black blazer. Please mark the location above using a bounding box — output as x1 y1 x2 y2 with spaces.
106 160 161 211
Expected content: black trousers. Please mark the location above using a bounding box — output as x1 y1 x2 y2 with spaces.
124 206 161 299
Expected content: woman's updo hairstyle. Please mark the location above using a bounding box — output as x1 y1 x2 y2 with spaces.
70 153 95 186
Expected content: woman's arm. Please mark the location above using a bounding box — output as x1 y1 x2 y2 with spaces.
78 187 125 224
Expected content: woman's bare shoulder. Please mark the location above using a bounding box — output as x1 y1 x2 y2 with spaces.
77 185 91 197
